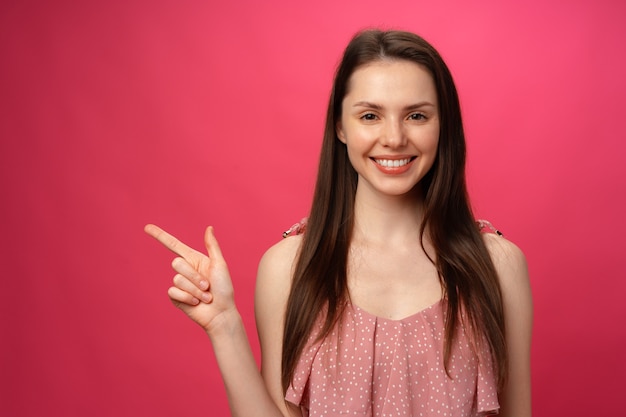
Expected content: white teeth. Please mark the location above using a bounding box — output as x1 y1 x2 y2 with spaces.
375 158 411 167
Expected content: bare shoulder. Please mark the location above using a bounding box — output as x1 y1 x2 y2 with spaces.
482 232 529 291
256 234 303 290
482 232 533 327
255 233 303 329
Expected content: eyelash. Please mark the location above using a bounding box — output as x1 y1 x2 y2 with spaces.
359 113 427 121
409 113 427 121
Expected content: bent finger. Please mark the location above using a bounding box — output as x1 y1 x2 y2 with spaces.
172 273 212 304
167 286 201 306
171 257 210 291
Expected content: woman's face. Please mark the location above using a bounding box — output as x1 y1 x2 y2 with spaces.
337 59 439 199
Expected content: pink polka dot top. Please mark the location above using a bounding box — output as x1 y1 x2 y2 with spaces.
285 298 500 416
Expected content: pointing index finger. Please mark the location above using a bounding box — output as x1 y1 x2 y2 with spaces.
144 224 201 261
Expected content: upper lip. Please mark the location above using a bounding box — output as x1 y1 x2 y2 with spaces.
370 155 417 161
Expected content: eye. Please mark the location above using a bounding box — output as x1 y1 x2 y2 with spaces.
360 113 378 121
408 113 427 121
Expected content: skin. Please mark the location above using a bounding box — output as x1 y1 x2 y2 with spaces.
146 59 532 417
337 60 440 202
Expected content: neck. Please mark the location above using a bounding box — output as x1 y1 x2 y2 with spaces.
352 184 425 246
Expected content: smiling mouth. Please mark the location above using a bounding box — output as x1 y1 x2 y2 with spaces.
372 157 416 168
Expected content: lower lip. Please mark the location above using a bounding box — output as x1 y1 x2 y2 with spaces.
371 159 414 175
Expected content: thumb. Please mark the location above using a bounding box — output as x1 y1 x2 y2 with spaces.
204 226 225 261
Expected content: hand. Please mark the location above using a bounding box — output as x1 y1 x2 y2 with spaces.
145 224 236 334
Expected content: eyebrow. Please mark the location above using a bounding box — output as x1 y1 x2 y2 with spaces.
352 101 436 110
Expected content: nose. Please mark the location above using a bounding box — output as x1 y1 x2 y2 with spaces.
381 118 406 148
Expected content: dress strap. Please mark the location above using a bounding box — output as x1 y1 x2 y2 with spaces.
282 218 308 238
476 219 503 236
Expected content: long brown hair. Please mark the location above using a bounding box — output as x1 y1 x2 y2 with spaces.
281 29 506 393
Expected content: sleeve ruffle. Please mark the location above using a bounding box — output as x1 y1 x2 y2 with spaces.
475 342 501 416
284 321 324 408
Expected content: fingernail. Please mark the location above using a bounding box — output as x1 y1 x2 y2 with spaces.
201 293 212 303
191 297 200 305
200 280 209 290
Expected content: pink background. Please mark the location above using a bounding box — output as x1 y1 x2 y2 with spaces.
1 0 625 415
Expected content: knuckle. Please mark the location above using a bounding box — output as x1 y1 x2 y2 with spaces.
191 271 204 284
167 286 198 306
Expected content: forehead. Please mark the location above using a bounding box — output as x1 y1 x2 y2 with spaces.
344 59 437 103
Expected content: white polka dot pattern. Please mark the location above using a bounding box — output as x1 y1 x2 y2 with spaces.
285 299 499 417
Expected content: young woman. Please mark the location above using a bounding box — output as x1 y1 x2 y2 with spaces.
145 29 532 417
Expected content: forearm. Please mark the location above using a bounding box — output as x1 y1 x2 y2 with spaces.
207 309 285 417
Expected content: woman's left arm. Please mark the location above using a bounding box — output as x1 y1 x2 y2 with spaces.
486 234 533 417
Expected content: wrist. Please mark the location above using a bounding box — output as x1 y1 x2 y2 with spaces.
204 308 244 340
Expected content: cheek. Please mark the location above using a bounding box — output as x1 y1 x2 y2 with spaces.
429 137 440 155
421 134 439 169
426 125 440 153
343 126 373 153
342 139 370 173
344 145 361 168
417 126 440 156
